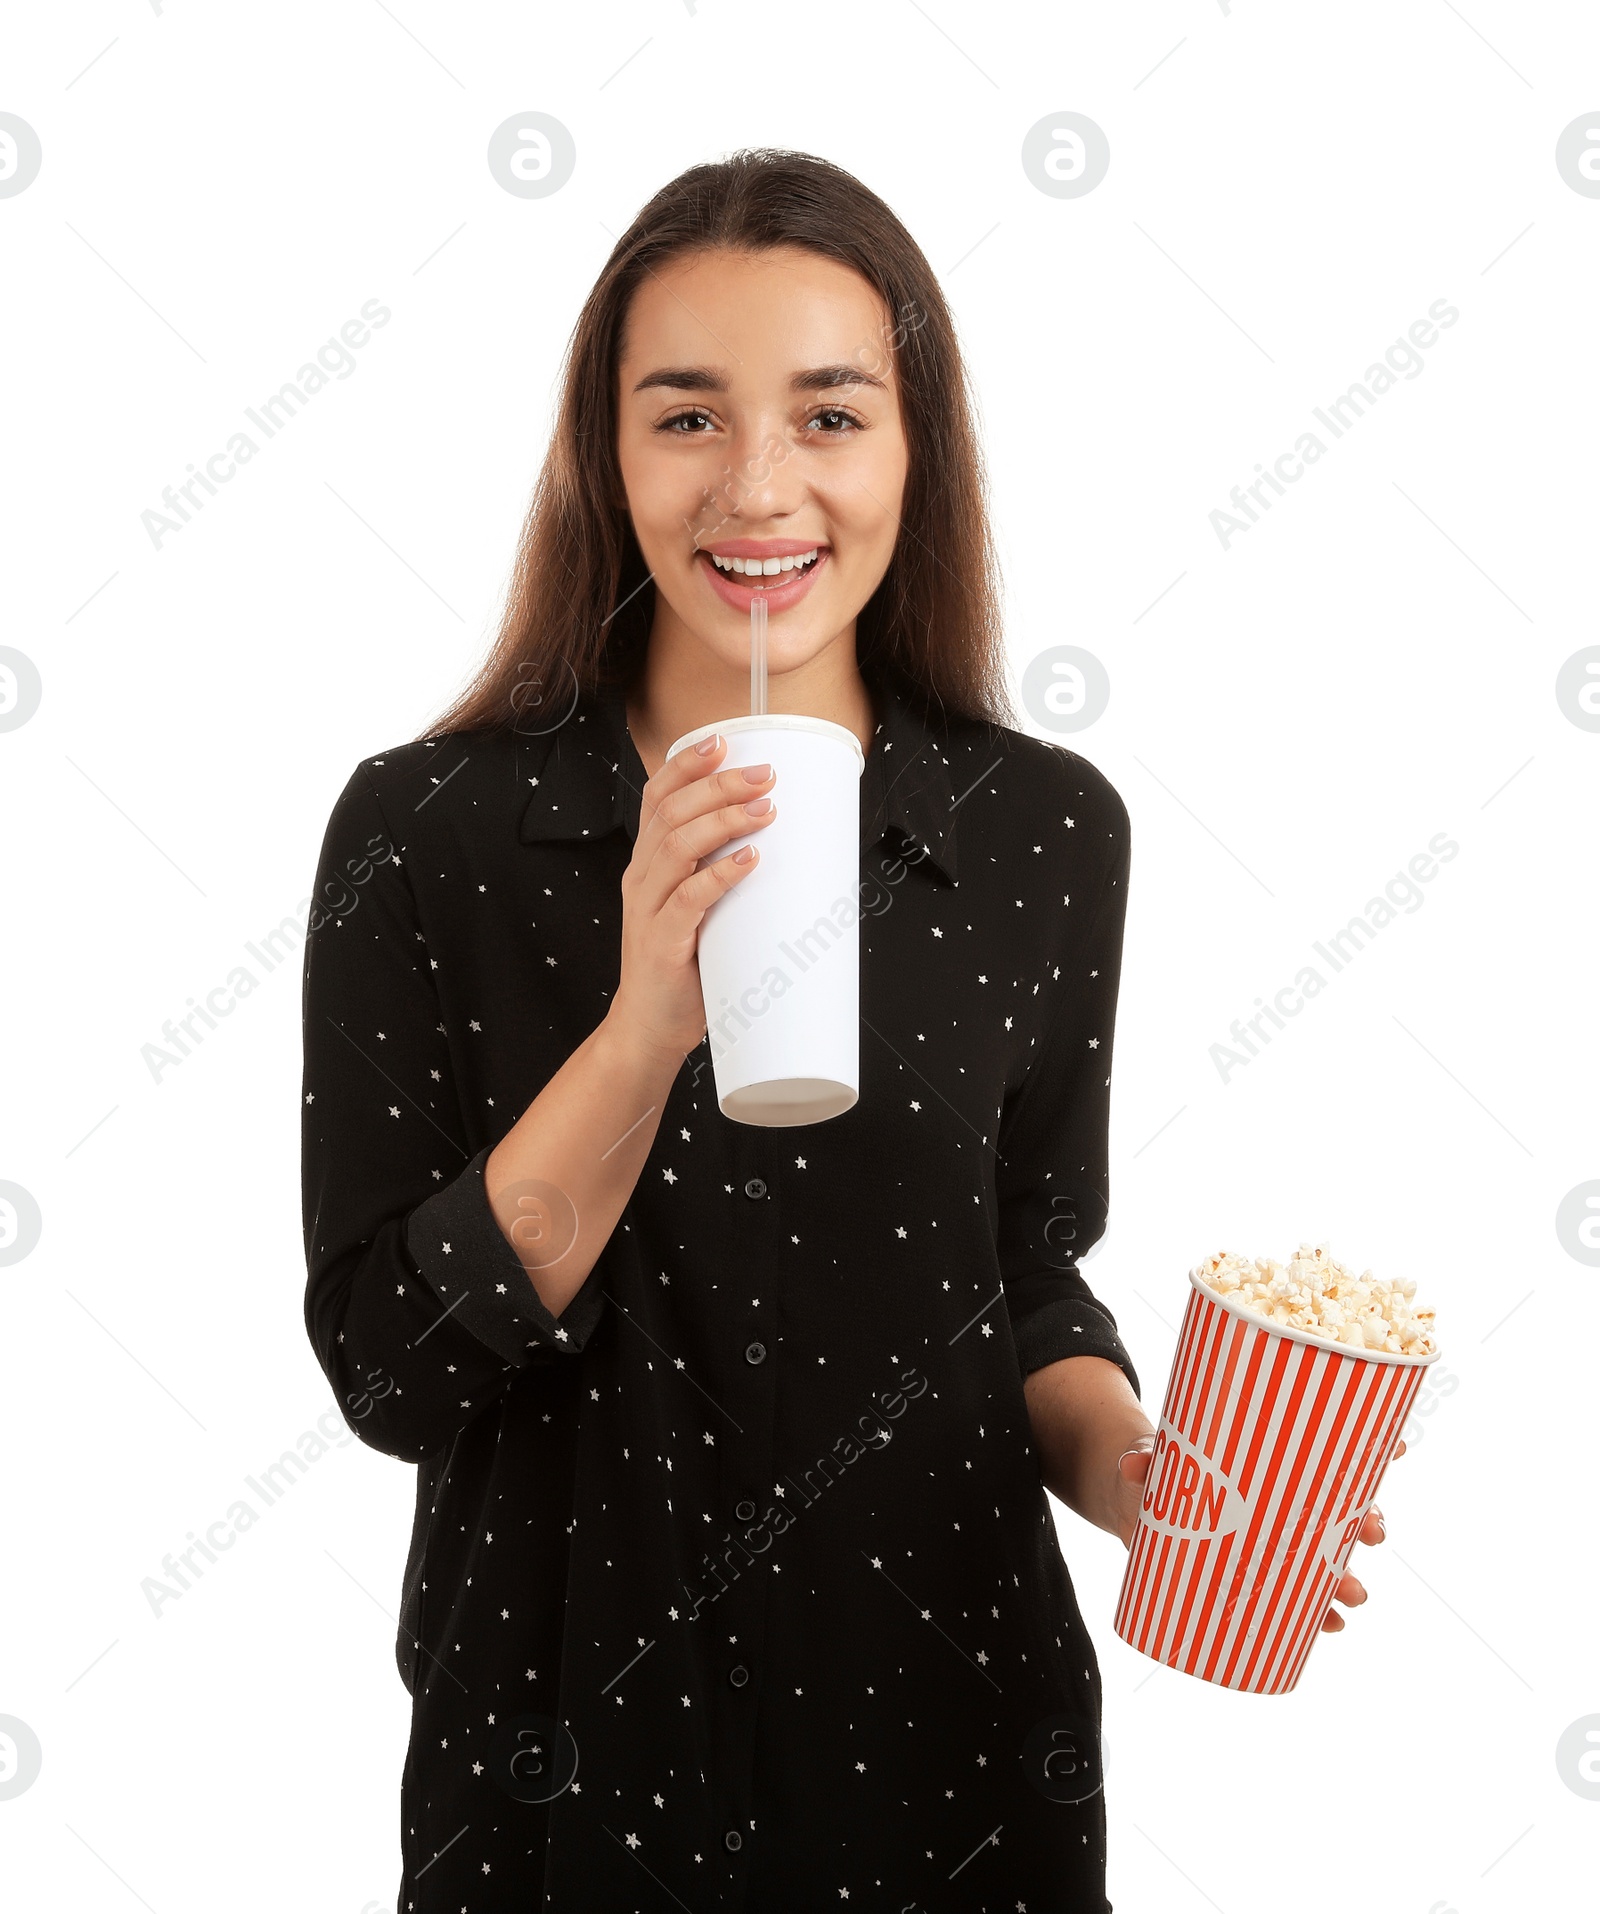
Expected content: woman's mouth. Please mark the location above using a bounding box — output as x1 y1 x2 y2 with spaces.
696 544 830 614
710 547 822 583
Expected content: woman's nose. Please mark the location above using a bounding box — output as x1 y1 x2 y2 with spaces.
711 421 801 520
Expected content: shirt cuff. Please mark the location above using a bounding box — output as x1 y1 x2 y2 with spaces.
1013 1298 1141 1402
404 1146 606 1367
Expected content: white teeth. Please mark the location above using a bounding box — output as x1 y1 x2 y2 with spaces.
709 548 820 576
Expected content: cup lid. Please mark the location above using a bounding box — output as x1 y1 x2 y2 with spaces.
664 712 865 770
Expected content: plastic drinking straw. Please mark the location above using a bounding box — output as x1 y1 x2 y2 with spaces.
750 592 768 715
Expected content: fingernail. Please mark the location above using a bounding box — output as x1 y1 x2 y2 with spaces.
743 796 773 816
694 733 720 755
741 762 773 783
1375 1510 1386 1539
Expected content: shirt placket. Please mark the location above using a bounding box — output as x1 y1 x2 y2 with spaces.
702 1118 782 1892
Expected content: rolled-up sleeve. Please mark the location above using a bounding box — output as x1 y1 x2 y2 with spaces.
300 763 607 1462
994 768 1140 1401
403 1146 607 1366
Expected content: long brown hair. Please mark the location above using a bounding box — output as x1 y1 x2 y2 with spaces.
419 147 1012 741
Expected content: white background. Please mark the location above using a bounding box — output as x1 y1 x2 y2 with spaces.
4 3 1597 1910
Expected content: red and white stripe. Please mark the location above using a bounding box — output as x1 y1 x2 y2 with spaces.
1113 1277 1435 1694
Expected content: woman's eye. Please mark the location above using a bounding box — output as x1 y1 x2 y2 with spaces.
654 407 719 434
808 407 864 433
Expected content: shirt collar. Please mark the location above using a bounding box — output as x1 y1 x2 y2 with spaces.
516 655 961 885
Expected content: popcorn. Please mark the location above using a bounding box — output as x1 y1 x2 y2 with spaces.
1192 1242 1437 1358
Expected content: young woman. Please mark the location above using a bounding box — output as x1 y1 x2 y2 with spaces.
301 147 1387 1913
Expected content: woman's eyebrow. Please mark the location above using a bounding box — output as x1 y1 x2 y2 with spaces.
632 366 726 394
791 364 887 393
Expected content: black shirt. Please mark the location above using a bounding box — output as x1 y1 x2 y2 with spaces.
300 652 1141 1913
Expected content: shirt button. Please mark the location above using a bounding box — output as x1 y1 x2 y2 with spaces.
744 1341 767 1365
729 1664 749 1688
724 1829 743 1852
743 1177 767 1200
735 1499 756 1522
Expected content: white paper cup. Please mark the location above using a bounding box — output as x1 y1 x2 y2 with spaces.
663 714 865 1127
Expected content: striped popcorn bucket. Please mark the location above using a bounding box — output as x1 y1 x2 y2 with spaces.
1113 1268 1438 1694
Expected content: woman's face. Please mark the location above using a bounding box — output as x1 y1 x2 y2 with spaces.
616 245 909 677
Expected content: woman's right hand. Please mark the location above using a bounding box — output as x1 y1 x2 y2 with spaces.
607 734 778 1069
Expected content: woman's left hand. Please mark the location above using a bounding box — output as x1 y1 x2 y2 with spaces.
1114 1437 1405 1632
